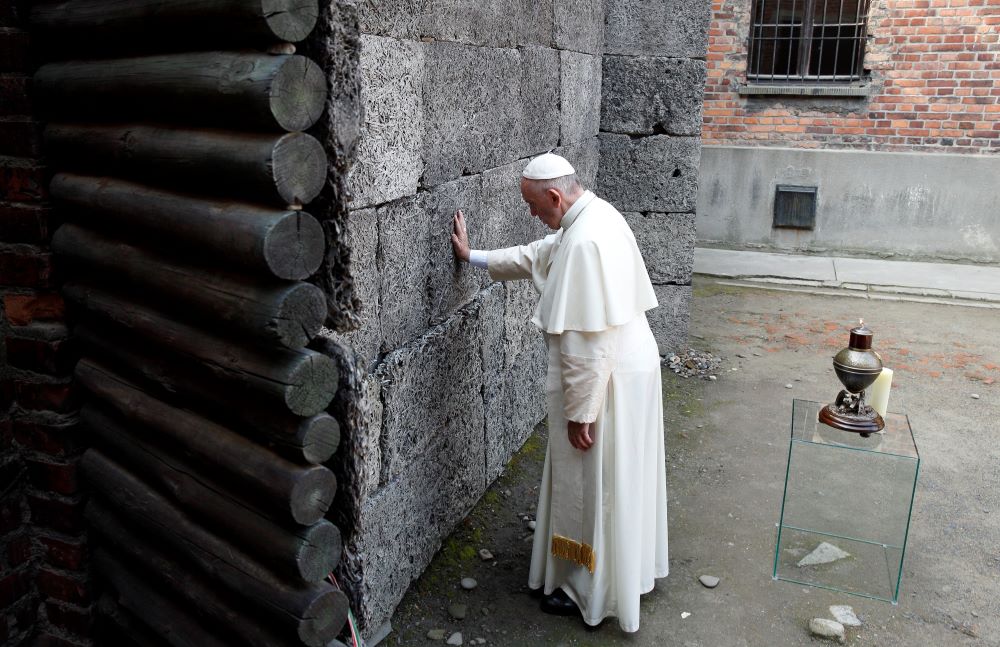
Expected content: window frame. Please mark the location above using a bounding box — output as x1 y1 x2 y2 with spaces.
746 0 872 85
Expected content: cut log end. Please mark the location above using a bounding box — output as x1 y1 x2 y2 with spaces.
300 414 340 464
263 211 325 280
262 0 320 43
270 56 327 132
274 282 327 349
284 352 338 417
290 466 336 526
299 588 349 647
273 132 327 205
296 521 342 582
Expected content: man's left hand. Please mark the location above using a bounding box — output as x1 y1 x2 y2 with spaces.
567 420 594 451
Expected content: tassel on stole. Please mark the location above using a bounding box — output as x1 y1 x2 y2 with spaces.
551 534 596 574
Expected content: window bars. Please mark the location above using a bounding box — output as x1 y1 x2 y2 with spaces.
747 0 871 83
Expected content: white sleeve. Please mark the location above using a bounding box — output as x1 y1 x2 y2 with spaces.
485 235 557 282
559 327 618 424
469 249 488 269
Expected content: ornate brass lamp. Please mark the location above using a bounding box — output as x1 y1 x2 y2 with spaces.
819 320 885 437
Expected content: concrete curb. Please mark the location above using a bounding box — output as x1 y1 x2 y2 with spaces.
694 248 1000 308
699 276 1000 310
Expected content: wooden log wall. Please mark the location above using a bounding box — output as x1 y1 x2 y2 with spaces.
29 1 350 644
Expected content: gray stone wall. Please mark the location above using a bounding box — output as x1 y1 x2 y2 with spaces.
330 0 709 635
599 0 709 355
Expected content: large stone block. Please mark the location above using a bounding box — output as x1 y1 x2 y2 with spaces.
355 374 384 502
597 134 701 213
422 43 559 187
375 295 486 484
623 212 695 285
339 207 382 363
647 284 692 355
423 175 484 324
377 196 430 352
601 57 707 137
351 404 485 631
502 280 541 363
484 334 546 482
420 0 552 48
518 46 561 158
350 35 424 208
553 0 605 55
479 157 546 251
482 283 546 482
604 0 711 58
357 0 422 40
555 137 600 190
560 51 602 145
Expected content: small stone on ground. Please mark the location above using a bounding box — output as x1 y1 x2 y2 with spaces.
785 383 794 389
698 575 720 588
663 349 723 379
809 618 845 642
830 605 862 627
527 520 536 530
971 393 980 399
446 632 463 646
448 603 467 620
427 629 446 640
797 542 851 567
478 549 494 561
461 577 477 590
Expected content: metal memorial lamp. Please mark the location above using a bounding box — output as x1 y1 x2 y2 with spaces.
819 320 885 437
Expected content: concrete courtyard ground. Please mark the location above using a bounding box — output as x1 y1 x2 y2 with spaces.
382 276 999 646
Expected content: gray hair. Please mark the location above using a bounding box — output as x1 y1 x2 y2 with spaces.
534 173 583 195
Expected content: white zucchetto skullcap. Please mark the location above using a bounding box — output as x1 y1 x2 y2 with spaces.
522 153 575 180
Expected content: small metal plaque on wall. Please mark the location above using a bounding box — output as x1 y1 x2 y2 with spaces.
773 185 817 229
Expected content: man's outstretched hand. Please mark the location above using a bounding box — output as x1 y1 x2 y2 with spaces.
568 420 594 451
451 210 470 262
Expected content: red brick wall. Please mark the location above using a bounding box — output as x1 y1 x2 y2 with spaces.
703 0 1000 153
1 2 90 645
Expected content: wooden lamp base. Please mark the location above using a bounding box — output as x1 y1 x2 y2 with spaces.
819 402 885 437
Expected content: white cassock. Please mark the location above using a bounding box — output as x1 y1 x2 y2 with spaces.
485 190 669 632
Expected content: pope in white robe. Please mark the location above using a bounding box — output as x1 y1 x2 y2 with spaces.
452 153 669 633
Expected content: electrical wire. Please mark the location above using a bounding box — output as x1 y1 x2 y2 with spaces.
327 572 361 647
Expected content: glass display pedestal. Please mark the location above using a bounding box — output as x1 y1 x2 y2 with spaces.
773 399 920 603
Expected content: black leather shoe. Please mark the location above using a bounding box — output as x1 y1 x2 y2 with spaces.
539 589 580 617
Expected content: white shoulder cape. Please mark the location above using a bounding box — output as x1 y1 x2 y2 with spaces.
532 195 657 334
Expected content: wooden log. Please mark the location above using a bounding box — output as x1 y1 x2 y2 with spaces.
88 501 301 647
50 173 323 280
93 550 232 647
31 0 320 44
75 324 341 456
34 53 326 132
67 283 338 417
78 356 338 524
96 594 187 647
76 357 340 467
83 450 349 647
53 223 326 349
83 404 340 579
44 124 327 206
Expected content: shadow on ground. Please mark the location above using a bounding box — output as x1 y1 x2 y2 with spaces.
384 277 999 646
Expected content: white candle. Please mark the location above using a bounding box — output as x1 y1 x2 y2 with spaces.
869 368 893 417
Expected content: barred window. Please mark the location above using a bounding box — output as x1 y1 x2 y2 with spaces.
747 0 871 83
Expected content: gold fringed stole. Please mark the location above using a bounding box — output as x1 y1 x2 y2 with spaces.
551 534 596 574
